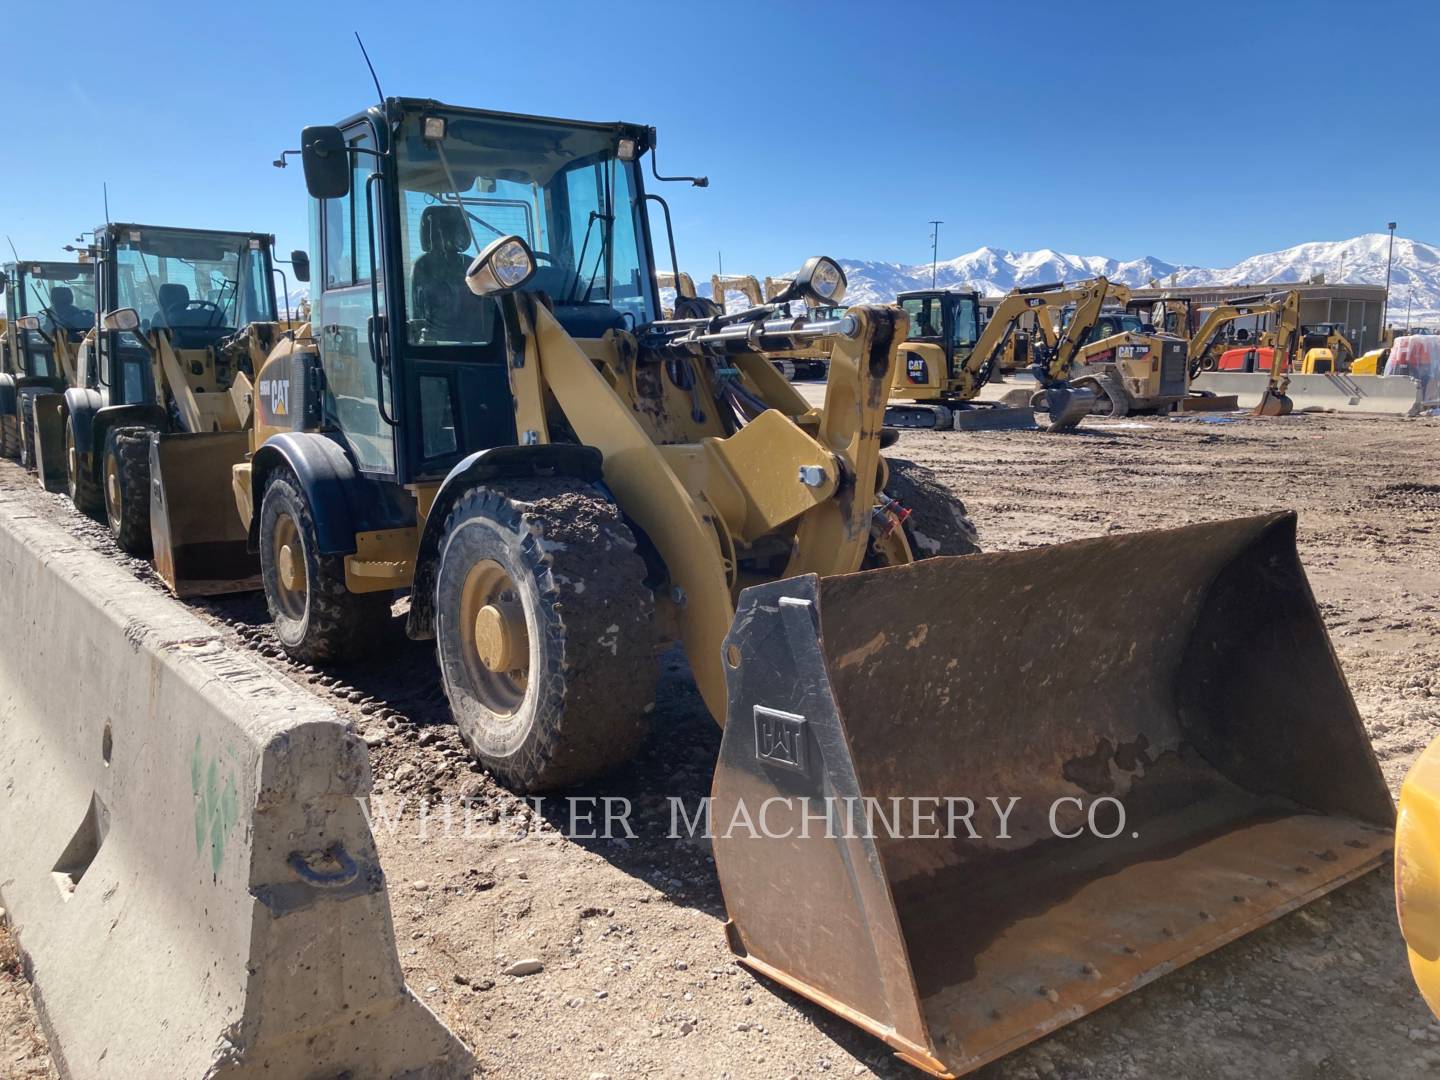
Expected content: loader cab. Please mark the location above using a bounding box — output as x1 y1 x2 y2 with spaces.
91 223 277 408
897 289 980 379
4 261 95 382
301 99 662 485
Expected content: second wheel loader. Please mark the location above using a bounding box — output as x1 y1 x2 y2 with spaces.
0 259 95 468
54 222 292 593
155 97 1393 1077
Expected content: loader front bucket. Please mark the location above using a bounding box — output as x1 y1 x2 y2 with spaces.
149 431 260 597
713 513 1393 1078
31 393 67 492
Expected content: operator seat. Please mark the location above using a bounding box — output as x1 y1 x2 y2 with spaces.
48 287 93 337
412 205 489 342
153 283 191 330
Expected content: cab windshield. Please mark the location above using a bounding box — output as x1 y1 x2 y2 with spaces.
395 111 658 346
112 228 275 334
20 263 96 336
901 295 978 347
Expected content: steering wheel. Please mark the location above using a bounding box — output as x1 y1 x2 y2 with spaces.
182 299 225 327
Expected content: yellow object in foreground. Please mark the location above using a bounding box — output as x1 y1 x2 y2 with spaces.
1398 736 1440 1016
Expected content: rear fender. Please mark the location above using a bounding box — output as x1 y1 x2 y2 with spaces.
405 444 604 640
248 431 416 556
0 374 15 417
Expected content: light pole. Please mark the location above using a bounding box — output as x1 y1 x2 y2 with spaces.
1382 221 1397 332
928 220 943 289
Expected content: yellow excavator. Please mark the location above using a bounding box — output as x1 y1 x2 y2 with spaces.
147 97 1392 1078
888 278 1114 430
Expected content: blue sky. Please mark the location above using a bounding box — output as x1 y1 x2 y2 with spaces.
4 0 1435 278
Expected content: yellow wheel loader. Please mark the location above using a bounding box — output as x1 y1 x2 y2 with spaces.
158 97 1392 1076
887 279 1110 431
54 223 296 593
0 259 95 470
1399 734 1440 1018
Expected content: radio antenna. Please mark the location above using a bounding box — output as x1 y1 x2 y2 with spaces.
355 33 384 107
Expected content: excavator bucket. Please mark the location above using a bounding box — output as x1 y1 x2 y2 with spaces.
1251 388 1294 417
148 431 260 597
713 513 1393 1078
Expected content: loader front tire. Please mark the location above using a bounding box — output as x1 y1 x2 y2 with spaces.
103 426 153 555
884 457 980 557
0 411 19 459
259 468 389 664
65 420 103 518
435 479 658 793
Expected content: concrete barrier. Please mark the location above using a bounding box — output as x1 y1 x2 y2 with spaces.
0 486 474 1078
1192 371 1425 415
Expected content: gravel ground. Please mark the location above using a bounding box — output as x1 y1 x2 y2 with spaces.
0 406 1437 1078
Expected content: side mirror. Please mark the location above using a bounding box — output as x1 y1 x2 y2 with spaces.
770 256 847 307
300 126 351 200
103 308 141 333
466 235 536 297
15 315 41 331
290 250 310 283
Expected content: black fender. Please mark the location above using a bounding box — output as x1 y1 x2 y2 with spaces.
59 388 105 473
248 431 416 556
16 375 68 396
405 444 604 640
0 373 15 417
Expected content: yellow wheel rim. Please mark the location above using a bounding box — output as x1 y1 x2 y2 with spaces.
104 453 122 527
458 559 529 716
270 512 308 620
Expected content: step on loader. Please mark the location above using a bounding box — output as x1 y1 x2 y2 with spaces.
158 97 1392 1075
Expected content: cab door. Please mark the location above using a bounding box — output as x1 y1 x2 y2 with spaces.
316 123 396 477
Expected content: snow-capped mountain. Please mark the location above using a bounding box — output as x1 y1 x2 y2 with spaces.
819 234 1438 323
286 234 1440 324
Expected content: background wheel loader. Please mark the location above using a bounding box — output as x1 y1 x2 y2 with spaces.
154 96 1394 1077
56 222 295 593
0 259 95 469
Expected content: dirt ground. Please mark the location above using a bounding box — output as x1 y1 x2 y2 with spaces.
1 407 1438 1079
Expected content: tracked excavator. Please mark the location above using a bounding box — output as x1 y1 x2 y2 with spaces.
150 97 1392 1076
1044 292 1296 423
0 259 95 467
887 278 1115 431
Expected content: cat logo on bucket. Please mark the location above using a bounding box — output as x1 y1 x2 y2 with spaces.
754 706 807 774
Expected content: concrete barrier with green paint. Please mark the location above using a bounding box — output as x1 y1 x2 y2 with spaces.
0 485 473 1078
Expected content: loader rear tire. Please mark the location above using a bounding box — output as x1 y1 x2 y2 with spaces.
435 478 658 793
259 468 390 664
65 420 103 518
103 426 154 555
0 412 19 459
883 457 979 557
17 395 36 468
